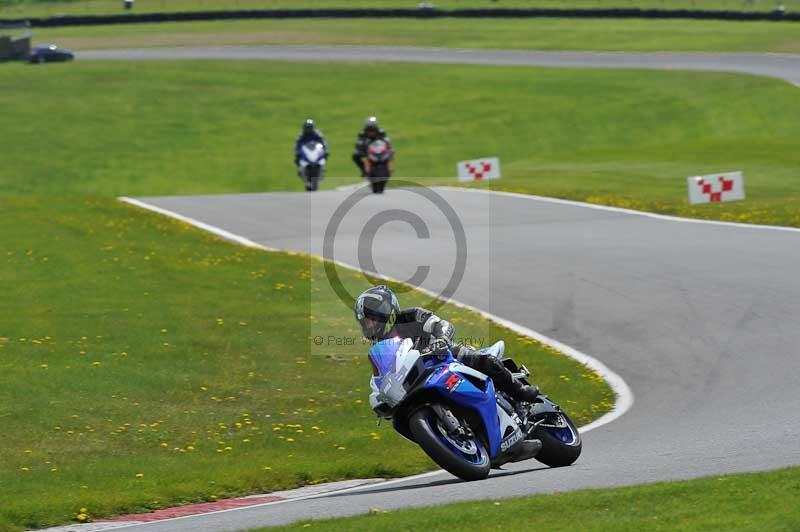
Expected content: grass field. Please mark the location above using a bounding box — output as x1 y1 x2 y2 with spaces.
3 61 799 225
3 0 800 18
265 466 800 531
24 17 800 54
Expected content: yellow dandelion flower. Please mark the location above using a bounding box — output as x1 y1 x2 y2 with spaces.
135 473 144 478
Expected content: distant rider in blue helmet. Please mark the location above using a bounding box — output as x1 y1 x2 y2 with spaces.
354 285 540 403
294 118 328 166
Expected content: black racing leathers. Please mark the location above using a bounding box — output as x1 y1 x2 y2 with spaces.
385 308 538 403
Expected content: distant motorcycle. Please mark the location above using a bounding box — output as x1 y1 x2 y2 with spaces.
297 141 327 192
364 138 393 194
369 338 582 481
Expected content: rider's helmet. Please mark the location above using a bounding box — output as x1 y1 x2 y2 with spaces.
364 116 380 138
303 118 315 134
354 285 399 340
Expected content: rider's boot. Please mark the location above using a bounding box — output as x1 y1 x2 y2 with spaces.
352 154 366 177
505 378 540 403
456 348 540 403
483 357 540 403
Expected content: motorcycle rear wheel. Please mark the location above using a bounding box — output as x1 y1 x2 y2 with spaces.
532 411 582 467
409 406 490 481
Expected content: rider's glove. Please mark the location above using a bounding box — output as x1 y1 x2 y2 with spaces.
429 337 450 355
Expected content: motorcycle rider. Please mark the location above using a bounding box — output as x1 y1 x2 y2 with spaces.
352 116 391 177
354 285 540 403
294 118 328 167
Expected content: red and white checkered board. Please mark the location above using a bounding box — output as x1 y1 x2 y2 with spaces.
687 171 745 205
457 157 500 182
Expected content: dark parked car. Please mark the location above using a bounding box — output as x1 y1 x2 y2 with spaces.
28 44 74 64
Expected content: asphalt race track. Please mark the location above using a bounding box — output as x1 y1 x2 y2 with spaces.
121 187 800 531
79 46 800 86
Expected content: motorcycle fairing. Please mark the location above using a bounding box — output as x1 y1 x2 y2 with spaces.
300 141 326 165
369 337 422 409
369 339 515 460
368 337 404 380
425 364 503 459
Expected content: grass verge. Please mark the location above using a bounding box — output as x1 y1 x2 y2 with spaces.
2 61 799 226
25 17 800 54
265 466 800 531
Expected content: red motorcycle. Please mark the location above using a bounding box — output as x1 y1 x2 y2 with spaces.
364 139 393 194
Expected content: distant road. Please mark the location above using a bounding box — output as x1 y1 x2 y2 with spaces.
78 46 800 86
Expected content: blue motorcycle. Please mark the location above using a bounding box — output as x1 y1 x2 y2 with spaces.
369 337 582 481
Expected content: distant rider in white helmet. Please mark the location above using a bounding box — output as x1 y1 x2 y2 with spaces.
294 118 328 167
352 116 390 177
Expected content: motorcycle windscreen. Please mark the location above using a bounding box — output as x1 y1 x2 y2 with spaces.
368 337 404 379
302 142 325 161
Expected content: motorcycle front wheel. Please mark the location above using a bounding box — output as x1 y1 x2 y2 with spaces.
370 180 386 194
408 406 490 481
303 166 320 191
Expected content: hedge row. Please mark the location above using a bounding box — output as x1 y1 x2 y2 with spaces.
2 7 798 28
